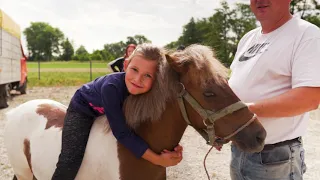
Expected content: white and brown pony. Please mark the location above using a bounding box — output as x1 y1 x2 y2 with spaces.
4 45 266 180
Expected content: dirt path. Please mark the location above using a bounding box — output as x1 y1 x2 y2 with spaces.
0 86 319 180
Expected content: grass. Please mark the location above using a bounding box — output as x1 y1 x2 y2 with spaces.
25 61 110 87
27 61 108 69
28 72 108 87
26 61 231 87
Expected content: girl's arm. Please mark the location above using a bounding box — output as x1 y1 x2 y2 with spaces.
101 84 183 167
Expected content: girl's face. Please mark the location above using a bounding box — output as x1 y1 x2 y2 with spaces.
124 55 157 95
126 47 136 57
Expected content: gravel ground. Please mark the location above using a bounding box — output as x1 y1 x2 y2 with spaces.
0 86 319 180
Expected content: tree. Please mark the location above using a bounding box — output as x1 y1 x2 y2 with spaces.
290 0 320 27
290 0 320 19
165 41 179 50
103 41 126 59
125 35 152 45
90 50 103 60
60 38 74 61
178 17 201 46
204 1 234 65
165 1 256 66
23 22 64 61
100 35 151 61
133 35 152 44
73 45 90 61
101 49 115 61
227 3 257 62
75 45 88 55
305 13 320 27
229 3 257 46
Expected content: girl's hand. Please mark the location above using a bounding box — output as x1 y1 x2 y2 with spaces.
157 150 182 167
173 144 183 156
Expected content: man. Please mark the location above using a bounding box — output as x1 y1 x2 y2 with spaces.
228 0 320 179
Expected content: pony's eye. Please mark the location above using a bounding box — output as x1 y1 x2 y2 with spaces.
203 92 216 97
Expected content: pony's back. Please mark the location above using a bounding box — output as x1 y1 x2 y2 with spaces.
4 99 121 180
4 99 66 179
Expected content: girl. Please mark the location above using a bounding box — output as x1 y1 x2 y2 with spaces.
52 44 183 180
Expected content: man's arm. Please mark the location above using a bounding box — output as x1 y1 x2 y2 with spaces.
248 87 320 118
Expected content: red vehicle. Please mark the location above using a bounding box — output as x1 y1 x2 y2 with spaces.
0 9 28 108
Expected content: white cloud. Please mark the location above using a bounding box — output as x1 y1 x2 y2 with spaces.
1 0 241 53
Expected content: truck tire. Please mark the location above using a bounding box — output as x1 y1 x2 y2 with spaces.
0 84 8 109
19 77 27 94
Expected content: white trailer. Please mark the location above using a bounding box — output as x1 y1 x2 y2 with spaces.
0 9 28 108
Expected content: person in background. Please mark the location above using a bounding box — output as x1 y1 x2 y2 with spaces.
109 44 136 72
176 45 185 51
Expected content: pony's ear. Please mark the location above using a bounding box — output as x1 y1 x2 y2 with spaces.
165 54 188 74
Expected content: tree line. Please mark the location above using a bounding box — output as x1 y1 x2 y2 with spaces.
23 0 320 66
165 0 320 66
24 24 151 62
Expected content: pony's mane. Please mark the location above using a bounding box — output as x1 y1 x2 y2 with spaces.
124 44 228 129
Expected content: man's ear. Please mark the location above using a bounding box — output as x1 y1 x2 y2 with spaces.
165 54 188 74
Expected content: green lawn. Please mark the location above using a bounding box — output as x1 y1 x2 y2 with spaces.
28 72 108 87
26 61 230 87
27 61 108 69
26 61 110 87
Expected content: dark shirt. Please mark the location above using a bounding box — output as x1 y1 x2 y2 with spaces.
71 72 149 158
109 57 125 72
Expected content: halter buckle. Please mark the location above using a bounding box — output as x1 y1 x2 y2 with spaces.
203 118 213 127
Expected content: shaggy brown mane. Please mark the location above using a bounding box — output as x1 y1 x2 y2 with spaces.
124 44 228 129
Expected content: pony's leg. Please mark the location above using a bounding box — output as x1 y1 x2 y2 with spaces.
5 135 34 180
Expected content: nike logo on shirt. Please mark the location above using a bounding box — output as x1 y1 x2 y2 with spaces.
239 43 270 62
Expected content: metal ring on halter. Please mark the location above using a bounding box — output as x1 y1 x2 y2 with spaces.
178 82 186 97
203 119 213 127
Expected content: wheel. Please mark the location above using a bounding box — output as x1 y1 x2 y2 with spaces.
0 84 8 109
19 77 27 94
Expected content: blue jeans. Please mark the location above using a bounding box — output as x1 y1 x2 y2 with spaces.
230 138 307 180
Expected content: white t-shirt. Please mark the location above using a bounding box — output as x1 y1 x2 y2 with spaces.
229 17 320 144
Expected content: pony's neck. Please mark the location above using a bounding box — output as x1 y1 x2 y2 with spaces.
136 99 188 153
117 83 188 180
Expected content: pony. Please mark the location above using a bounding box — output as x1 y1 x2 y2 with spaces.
4 45 266 180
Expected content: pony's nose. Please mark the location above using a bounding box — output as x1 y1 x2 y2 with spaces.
256 128 267 144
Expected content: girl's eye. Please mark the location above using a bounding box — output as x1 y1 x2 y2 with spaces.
131 68 138 72
144 74 152 78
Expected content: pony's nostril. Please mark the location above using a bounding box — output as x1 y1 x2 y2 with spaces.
256 135 264 144
256 129 267 144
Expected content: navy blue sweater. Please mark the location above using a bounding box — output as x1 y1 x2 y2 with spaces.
70 72 149 158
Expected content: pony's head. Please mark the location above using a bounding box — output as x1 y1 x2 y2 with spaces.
125 44 266 152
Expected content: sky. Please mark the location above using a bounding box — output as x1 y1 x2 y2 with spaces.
1 0 247 53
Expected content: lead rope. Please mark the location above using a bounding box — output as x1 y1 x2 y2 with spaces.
203 145 215 180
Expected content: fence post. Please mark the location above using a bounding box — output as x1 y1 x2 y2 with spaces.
90 60 92 81
38 58 40 80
